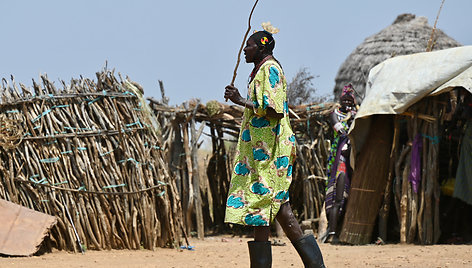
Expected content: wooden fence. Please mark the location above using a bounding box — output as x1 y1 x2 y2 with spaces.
0 72 337 251
0 71 184 251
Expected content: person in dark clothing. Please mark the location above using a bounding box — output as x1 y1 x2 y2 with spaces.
323 84 357 244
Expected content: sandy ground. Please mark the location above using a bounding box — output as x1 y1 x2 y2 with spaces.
1 235 472 268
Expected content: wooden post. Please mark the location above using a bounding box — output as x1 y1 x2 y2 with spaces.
432 100 441 244
182 120 194 235
417 106 430 244
400 154 410 243
407 109 421 243
190 103 205 239
424 122 434 244
378 116 399 241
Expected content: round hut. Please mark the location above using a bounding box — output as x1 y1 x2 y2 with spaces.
333 13 462 101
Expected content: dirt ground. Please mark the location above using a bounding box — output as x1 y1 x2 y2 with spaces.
1 235 471 268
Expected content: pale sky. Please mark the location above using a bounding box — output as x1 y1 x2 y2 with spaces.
1 0 471 105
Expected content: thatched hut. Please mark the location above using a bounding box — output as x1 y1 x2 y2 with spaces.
334 13 461 101
340 46 472 245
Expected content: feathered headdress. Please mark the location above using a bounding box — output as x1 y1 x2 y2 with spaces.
252 22 279 47
261 21 279 34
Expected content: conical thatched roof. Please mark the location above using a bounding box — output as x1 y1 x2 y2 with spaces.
334 13 462 101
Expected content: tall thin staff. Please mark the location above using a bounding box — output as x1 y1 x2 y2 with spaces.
226 0 260 101
426 0 446 52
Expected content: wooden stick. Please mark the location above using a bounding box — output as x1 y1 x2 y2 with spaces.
407 111 419 243
400 152 410 243
401 111 436 122
230 0 259 86
378 116 399 241
62 192 85 254
13 177 165 195
426 0 446 52
432 100 441 243
226 0 260 101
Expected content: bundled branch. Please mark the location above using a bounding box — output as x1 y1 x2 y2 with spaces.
0 70 184 251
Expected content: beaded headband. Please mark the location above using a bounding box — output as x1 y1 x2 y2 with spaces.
341 84 356 102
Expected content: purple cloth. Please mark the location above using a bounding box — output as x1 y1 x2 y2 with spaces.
325 134 350 212
409 133 423 193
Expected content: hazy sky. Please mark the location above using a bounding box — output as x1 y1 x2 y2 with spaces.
1 1 471 105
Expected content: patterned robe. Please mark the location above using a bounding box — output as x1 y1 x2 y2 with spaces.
224 59 296 226
325 108 352 213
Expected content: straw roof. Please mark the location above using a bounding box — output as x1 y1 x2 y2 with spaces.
333 13 462 101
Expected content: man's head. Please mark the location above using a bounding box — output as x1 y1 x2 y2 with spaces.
244 31 275 63
340 84 356 111
248 30 275 54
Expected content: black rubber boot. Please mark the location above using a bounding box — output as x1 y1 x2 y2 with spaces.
292 234 326 268
247 241 272 268
328 204 340 234
327 204 340 244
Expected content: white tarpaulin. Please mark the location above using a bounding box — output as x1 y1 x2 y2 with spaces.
350 46 472 154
